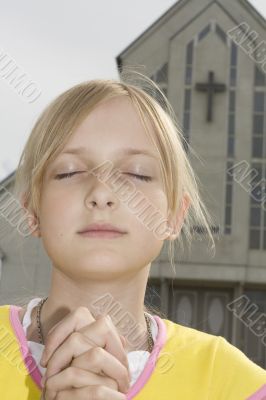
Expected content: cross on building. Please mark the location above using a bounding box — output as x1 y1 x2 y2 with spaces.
195 71 226 122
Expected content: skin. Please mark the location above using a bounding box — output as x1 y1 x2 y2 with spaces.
40 308 131 399
20 95 190 398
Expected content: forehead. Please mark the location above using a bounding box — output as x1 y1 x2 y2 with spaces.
66 96 157 152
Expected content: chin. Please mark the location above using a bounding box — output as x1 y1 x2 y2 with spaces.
73 254 125 270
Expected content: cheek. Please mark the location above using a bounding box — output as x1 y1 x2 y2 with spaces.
144 187 168 216
128 188 168 234
39 188 78 231
144 190 169 241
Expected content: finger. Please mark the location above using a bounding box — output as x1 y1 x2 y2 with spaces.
41 306 95 367
71 346 130 393
44 331 91 379
80 315 129 370
41 386 57 400
45 366 118 393
44 315 128 379
53 385 127 400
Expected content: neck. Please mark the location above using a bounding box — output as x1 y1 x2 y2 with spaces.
33 264 152 352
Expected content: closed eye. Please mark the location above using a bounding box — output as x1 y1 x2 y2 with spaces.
126 173 152 182
55 171 84 180
54 171 152 182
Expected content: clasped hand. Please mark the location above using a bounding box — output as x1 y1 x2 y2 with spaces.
40 307 130 400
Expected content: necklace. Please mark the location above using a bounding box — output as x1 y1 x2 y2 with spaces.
36 298 154 352
144 311 154 353
36 296 48 345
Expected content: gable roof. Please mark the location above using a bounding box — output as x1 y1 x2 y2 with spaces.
116 0 266 69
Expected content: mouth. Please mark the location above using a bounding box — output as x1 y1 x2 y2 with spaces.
78 230 126 239
77 222 127 239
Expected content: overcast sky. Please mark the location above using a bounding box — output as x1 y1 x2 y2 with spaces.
0 0 265 181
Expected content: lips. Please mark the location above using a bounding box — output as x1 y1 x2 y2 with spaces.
78 222 127 234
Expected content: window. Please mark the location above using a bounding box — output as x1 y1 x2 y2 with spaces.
227 47 237 159
224 162 234 234
198 24 210 42
255 65 266 87
230 43 237 87
249 163 266 249
252 91 265 158
215 24 227 43
223 40 237 234
249 66 266 249
224 43 238 234
182 40 194 152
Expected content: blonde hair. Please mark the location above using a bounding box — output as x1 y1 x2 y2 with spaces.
14 71 216 296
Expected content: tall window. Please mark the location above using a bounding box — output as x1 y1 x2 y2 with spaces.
249 163 266 249
225 161 234 234
198 24 210 42
249 66 266 249
182 40 194 152
224 42 237 234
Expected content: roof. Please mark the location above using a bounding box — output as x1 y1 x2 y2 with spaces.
116 0 266 69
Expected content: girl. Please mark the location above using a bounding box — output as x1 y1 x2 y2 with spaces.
0 74 265 400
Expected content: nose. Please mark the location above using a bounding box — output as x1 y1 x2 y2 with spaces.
84 177 118 210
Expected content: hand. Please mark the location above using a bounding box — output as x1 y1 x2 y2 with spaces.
40 307 130 399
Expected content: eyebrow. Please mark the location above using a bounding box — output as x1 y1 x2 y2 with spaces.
61 146 159 160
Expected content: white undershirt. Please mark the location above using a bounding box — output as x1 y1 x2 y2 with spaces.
22 297 158 387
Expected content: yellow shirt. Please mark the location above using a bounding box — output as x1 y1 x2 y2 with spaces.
0 304 265 399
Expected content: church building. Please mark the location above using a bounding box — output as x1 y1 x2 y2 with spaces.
116 0 266 368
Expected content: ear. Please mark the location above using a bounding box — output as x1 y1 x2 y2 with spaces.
20 192 42 238
166 192 191 241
